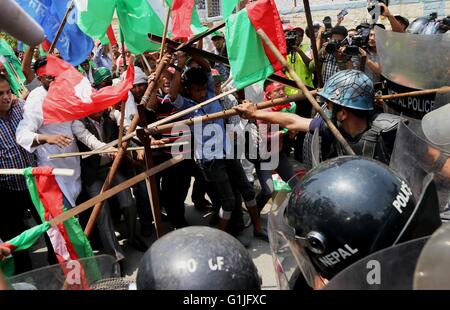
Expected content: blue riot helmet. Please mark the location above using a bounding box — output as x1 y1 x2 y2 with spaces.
317 70 374 110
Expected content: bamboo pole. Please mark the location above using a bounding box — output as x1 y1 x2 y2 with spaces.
149 92 314 134
376 86 450 101
48 142 188 159
175 22 226 51
50 156 183 227
256 29 355 156
140 54 152 74
49 0 74 54
83 88 238 159
158 7 172 62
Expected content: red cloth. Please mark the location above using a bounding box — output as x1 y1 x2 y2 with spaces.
106 25 117 46
42 55 134 125
246 0 287 72
171 0 195 41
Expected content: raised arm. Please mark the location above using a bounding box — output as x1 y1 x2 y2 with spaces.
234 101 312 132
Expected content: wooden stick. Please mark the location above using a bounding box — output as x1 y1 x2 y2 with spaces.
302 0 323 87
83 55 169 237
256 29 355 156
83 88 238 159
117 100 126 148
49 0 74 54
375 86 450 101
176 21 225 51
49 156 183 227
158 6 172 62
0 168 74 176
149 92 314 133
48 142 188 159
140 54 152 74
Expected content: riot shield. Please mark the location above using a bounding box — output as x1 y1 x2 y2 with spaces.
322 237 429 290
6 255 130 290
389 119 450 213
376 28 450 90
414 223 450 289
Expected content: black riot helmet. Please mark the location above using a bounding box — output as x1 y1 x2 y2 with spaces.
136 226 261 290
269 156 441 289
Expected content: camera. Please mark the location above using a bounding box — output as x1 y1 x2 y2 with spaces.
285 30 298 53
325 27 370 56
321 16 333 40
367 0 389 19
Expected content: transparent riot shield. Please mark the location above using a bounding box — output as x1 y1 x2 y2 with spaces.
414 223 450 289
322 237 429 290
389 119 450 213
376 28 450 90
6 255 131 290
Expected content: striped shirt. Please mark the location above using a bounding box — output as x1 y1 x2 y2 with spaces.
0 101 35 191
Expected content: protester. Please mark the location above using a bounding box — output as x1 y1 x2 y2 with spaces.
16 56 82 208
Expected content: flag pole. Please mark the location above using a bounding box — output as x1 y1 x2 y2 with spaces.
158 6 172 62
140 54 152 74
120 27 127 70
0 168 74 176
47 142 189 159
302 0 323 87
48 0 75 54
256 29 355 156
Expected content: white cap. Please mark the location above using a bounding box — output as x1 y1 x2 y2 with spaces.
133 66 147 85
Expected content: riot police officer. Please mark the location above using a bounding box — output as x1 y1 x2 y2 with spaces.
235 70 402 165
136 226 261 290
268 156 441 289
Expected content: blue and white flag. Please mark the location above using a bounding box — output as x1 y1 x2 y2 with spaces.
15 0 93 66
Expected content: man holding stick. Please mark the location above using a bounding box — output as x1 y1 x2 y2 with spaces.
169 52 267 242
236 70 402 165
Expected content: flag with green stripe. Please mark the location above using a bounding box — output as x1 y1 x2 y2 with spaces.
225 0 286 89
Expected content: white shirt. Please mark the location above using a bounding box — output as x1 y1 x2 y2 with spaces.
111 92 138 130
16 86 81 207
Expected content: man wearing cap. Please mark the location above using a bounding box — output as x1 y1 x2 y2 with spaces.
211 30 230 80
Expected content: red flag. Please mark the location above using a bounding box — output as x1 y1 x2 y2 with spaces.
247 0 286 72
41 55 134 125
106 25 117 46
171 0 195 41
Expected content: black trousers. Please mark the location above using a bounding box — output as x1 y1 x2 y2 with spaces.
0 187 57 274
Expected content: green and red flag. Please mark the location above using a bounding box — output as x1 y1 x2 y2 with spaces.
225 0 286 89
0 39 27 97
23 167 94 263
75 0 207 54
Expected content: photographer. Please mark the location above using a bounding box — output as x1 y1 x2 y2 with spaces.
317 26 356 83
358 27 382 83
284 26 314 93
379 3 409 32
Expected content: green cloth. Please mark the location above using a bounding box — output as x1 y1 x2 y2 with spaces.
93 67 112 85
222 0 239 20
75 0 116 44
225 8 274 90
0 39 26 97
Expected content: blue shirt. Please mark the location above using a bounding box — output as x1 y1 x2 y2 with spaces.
93 45 113 71
0 101 36 191
172 73 229 162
